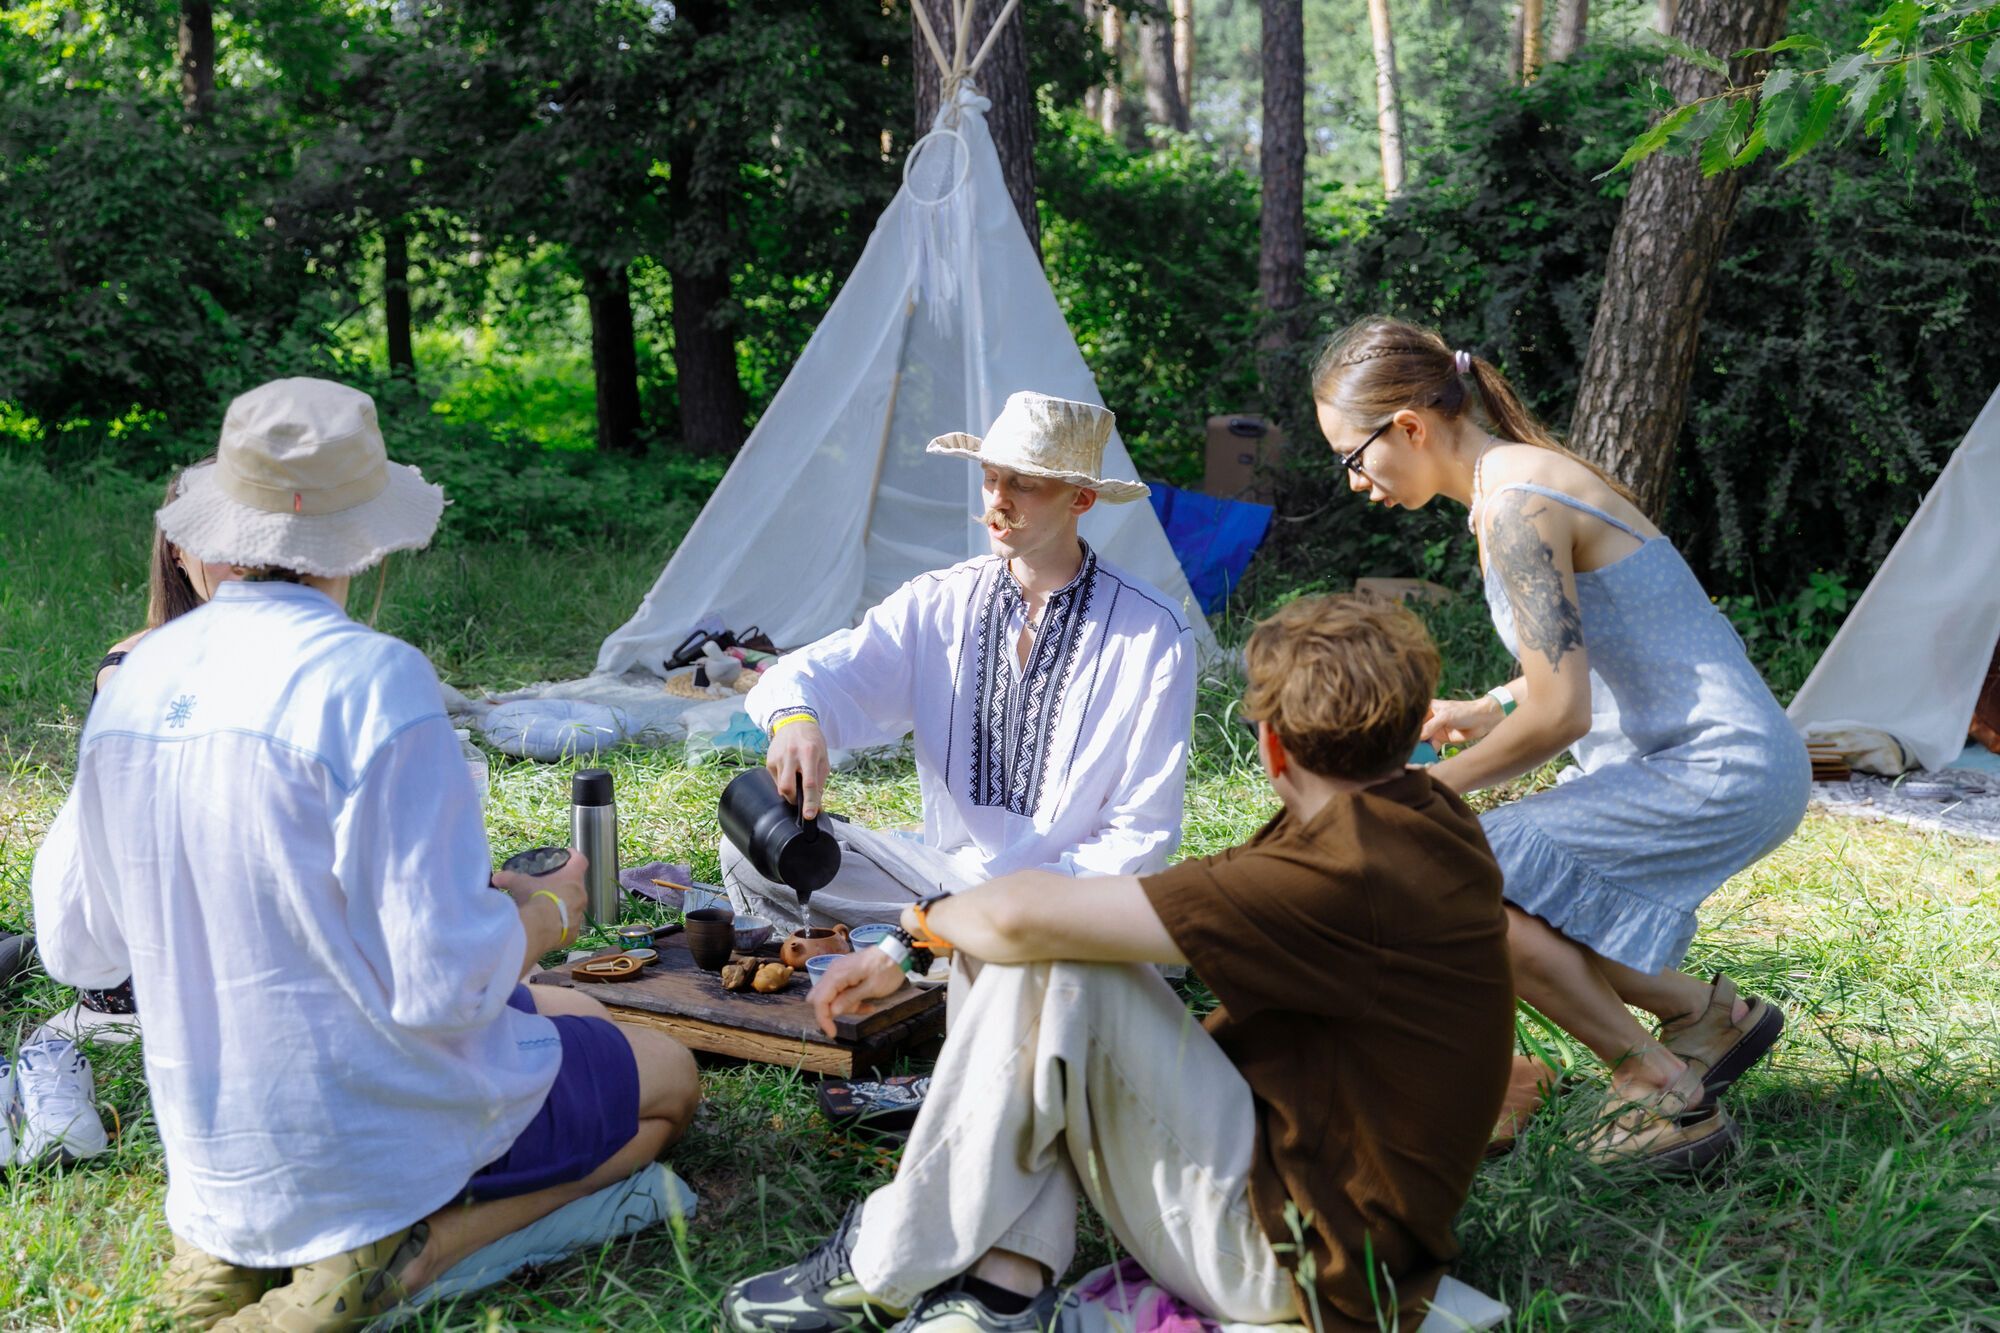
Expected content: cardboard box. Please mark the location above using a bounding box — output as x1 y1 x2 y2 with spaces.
1203 415 1285 502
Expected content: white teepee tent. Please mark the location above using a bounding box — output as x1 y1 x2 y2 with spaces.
595 80 1212 676
1787 383 2000 772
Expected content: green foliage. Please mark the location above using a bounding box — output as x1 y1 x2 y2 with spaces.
1613 1 2000 175
1036 109 1264 484
1242 40 2000 614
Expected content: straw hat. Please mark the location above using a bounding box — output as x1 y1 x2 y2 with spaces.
156 378 445 578
927 391 1148 503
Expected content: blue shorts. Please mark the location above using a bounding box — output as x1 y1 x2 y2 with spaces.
464 986 641 1202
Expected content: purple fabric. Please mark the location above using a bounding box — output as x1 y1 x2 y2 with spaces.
464 987 640 1202
620 861 693 908
1072 1259 1217 1333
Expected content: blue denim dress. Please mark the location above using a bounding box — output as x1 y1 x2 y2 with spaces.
1477 483 1809 974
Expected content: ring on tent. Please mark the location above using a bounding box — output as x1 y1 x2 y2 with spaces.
903 126 972 205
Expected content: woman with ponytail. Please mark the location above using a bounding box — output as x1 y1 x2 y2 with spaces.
1311 317 1807 1169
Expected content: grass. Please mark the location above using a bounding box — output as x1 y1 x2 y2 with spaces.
3 459 1999 1330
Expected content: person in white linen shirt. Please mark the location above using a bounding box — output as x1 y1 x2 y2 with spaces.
724 391 1198 932
30 378 699 1332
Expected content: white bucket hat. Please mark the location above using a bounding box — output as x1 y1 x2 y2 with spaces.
927 391 1148 503
156 378 445 579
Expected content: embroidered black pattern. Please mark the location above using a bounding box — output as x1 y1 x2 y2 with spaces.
966 545 1099 815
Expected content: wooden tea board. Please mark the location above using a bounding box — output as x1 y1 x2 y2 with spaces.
530 937 944 1077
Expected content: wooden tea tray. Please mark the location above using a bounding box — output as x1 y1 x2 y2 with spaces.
530 937 944 1077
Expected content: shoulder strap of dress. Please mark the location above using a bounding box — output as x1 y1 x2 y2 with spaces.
1480 481 1644 540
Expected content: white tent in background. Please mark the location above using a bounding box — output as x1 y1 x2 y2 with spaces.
594 85 1211 677
1787 383 2000 772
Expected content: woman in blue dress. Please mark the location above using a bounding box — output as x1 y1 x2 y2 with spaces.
1310 318 1808 1168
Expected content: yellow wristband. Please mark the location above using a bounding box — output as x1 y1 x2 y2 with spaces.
531 889 571 945
768 712 819 737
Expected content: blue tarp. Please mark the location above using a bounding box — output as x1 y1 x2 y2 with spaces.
1146 481 1275 615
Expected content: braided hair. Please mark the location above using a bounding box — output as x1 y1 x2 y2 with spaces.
1311 317 1634 501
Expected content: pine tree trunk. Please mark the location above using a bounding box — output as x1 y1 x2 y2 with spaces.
584 264 644 456
1140 6 1189 131
1520 0 1543 82
1258 0 1305 382
1551 0 1588 60
1099 5 1125 136
1173 0 1195 117
179 0 214 120
383 221 415 380
671 266 748 456
913 0 1040 258
1366 0 1404 197
1567 0 1792 518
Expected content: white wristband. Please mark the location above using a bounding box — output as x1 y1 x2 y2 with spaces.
875 936 913 968
1486 685 1517 716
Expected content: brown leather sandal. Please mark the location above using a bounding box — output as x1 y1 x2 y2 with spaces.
1661 973 1785 1098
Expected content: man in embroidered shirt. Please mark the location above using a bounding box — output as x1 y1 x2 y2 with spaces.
31 379 700 1331
723 391 1197 931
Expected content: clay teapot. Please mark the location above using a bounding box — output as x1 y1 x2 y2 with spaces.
779 925 851 969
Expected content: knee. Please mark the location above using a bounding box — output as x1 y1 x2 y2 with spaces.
632 1031 701 1131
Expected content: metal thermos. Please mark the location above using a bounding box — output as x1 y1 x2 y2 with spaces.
570 768 620 923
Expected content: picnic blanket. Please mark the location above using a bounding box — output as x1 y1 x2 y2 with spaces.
1809 747 2000 843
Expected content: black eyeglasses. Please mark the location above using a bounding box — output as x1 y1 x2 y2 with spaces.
1337 420 1394 479
1240 713 1261 743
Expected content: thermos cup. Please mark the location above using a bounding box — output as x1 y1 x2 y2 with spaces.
570 768 620 922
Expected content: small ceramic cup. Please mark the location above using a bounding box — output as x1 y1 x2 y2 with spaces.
847 923 895 950
685 907 738 972
615 926 657 955
805 954 840 988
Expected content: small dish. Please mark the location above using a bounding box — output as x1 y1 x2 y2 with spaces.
621 948 658 965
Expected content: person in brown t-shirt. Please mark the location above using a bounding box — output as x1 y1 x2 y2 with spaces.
723 594 1514 1333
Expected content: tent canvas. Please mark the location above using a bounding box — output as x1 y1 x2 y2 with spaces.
1787 382 2000 772
595 90 1213 677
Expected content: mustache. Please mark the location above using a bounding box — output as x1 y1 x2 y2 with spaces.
977 507 1027 531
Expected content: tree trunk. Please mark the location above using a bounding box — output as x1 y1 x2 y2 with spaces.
670 266 748 456
1657 0 1678 33
1258 0 1305 383
1139 6 1188 132
1551 0 1588 60
1099 5 1124 137
584 264 644 456
383 221 415 380
179 0 215 120
913 0 1040 257
1567 0 1792 518
1173 0 1194 117
1520 0 1543 82
1506 3 1524 82
1366 0 1404 197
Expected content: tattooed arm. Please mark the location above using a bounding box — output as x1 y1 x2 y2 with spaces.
1431 491 1594 795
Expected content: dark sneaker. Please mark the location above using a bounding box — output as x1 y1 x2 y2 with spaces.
725 1205 907 1332
890 1280 1072 1332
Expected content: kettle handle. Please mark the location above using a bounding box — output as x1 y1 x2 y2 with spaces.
792 774 819 840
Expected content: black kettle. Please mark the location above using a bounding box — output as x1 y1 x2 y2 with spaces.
719 766 842 903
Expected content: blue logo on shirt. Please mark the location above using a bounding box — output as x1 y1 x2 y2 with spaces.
166 695 197 728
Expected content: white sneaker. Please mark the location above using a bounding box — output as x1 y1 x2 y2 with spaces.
13 1038 108 1165
0 1055 17 1165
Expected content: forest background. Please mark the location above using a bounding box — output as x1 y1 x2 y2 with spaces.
5 0 1997 692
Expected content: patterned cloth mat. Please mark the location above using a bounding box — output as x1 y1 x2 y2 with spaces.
1810 756 2000 844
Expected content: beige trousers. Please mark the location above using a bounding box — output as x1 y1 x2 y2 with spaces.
847 957 1298 1324
719 820 974 933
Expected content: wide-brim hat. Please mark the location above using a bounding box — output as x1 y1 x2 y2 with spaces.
157 377 445 579
927 391 1148 503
